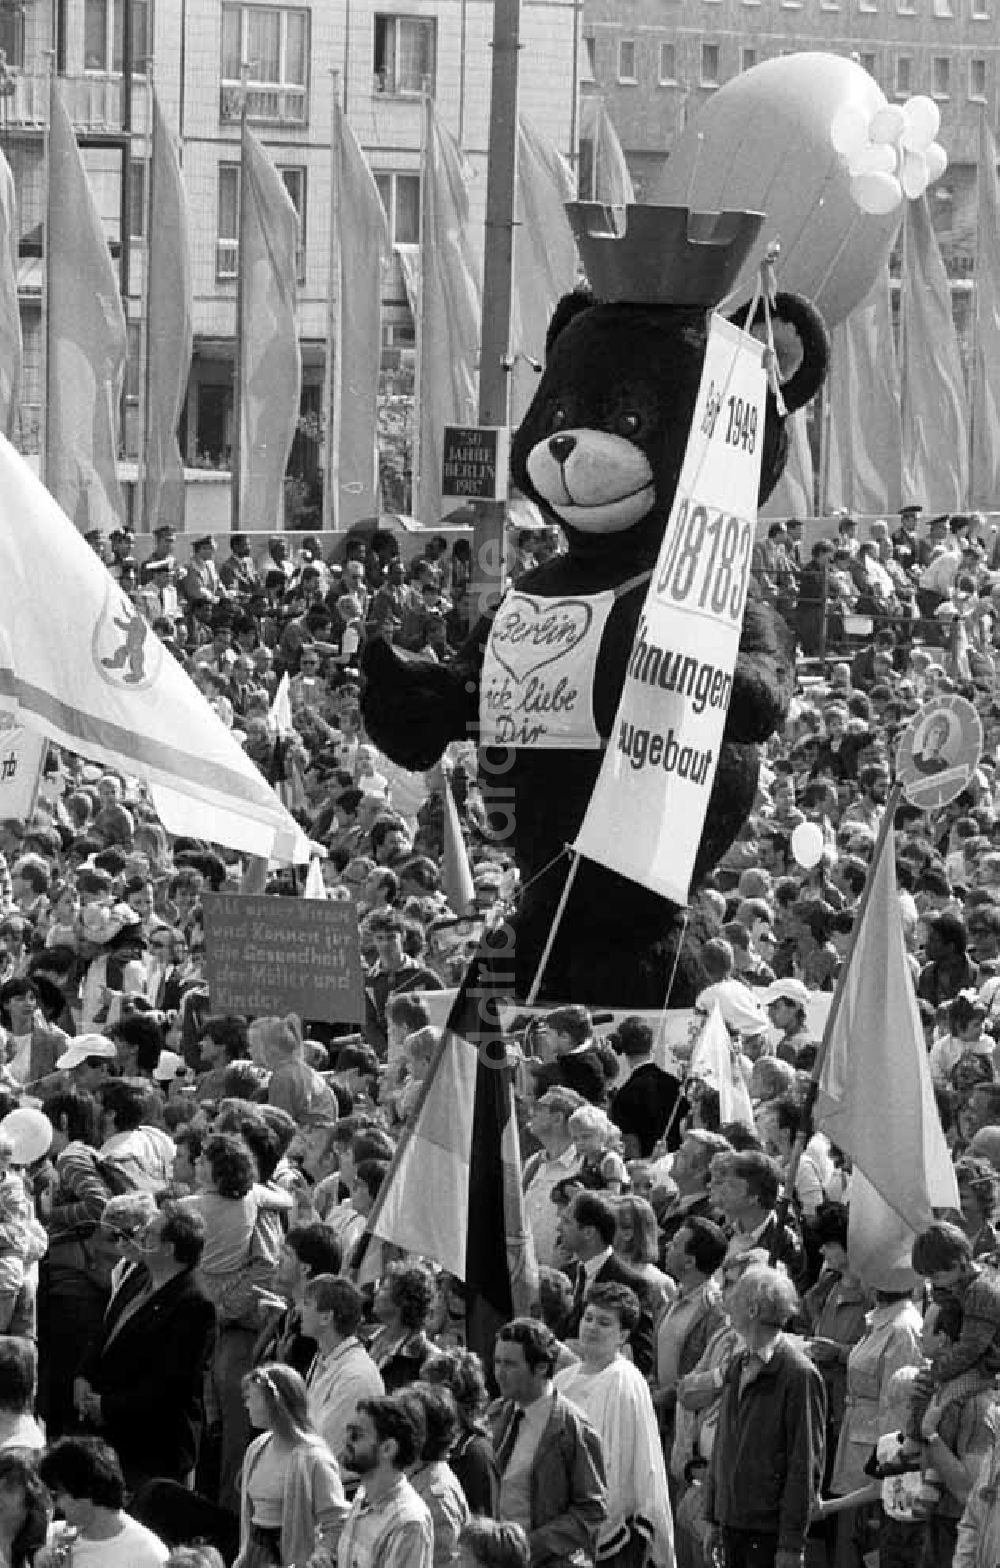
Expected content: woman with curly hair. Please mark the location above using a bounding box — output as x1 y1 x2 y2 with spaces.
956 1155 1000 1259
421 1347 499 1516
367 1261 436 1391
178 1134 291 1313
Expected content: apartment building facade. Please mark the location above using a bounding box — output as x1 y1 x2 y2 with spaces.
0 0 581 514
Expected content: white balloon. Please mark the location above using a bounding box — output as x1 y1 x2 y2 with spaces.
925 142 948 183
0 1108 52 1167
849 142 898 177
830 104 871 160
869 104 907 146
851 169 903 215
901 95 940 151
901 149 929 200
791 821 826 870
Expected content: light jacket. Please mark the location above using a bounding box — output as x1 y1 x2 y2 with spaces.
236 1432 349 1568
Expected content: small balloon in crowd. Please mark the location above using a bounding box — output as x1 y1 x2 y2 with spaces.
791 820 826 870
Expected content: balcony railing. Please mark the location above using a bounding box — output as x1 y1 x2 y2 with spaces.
219 83 307 126
0 72 126 133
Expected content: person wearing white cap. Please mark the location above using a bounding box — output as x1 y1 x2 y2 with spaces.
51 1035 118 1097
760 978 818 1069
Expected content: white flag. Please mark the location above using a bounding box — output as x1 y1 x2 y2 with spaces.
0 435 308 863
688 1004 755 1129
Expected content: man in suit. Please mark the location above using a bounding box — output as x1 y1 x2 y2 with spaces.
608 1016 684 1157
490 1318 607 1566
73 1204 216 1493
559 1191 655 1375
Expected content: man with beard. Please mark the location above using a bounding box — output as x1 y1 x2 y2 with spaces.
338 1395 433 1568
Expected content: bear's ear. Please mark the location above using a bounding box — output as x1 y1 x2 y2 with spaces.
729 291 830 412
545 287 599 359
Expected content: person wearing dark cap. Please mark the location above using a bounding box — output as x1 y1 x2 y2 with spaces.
82 528 108 563
220 533 260 598
181 535 224 611
893 503 922 569
141 523 178 584
918 511 949 570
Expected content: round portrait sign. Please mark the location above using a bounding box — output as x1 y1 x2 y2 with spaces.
896 695 983 811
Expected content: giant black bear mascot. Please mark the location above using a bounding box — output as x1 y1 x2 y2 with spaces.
363 206 829 1006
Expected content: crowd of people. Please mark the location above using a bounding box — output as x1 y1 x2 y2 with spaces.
1 507 1000 1565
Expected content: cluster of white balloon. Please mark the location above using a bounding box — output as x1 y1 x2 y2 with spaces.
830 95 948 216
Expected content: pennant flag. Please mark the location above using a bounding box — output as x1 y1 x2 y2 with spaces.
0 715 45 822
825 262 902 517
0 434 309 863
578 96 635 205
364 942 536 1353
509 119 576 428
815 822 958 1290
0 146 21 441
415 101 481 526
971 115 1000 509
142 90 193 533
687 1004 754 1129
327 103 389 530
760 408 814 519
238 124 302 532
441 767 475 916
267 672 293 738
303 858 327 901
900 195 969 511
46 77 127 534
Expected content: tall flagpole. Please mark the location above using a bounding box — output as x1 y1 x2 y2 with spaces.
411 91 429 516
968 107 985 506
231 66 250 531
137 65 155 533
471 0 520 624
322 73 341 532
40 53 53 488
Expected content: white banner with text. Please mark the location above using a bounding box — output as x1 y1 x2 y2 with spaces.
574 314 767 906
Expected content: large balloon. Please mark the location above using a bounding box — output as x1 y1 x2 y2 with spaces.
653 53 902 328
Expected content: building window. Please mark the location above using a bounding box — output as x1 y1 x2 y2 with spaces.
895 54 912 94
129 158 146 239
216 162 306 281
972 0 989 17
618 40 637 83
373 16 436 96
740 46 757 70
970 56 987 97
859 0 877 12
583 35 597 78
701 42 720 84
821 0 840 8
932 0 953 12
374 172 420 246
217 164 240 280
896 0 916 14
0 8 24 68
221 5 309 124
658 43 677 83
83 0 149 74
932 55 951 96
